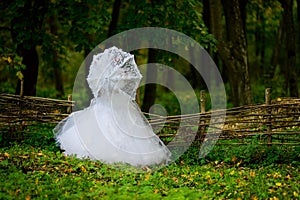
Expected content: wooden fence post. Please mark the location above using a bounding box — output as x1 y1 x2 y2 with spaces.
265 88 272 146
197 90 206 142
67 94 72 114
200 90 206 114
20 79 24 98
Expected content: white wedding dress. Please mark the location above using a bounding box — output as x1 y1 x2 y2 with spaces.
54 47 171 167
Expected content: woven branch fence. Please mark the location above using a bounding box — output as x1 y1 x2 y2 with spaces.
0 89 300 146
0 93 74 133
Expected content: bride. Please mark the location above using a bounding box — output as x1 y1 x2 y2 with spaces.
53 47 171 167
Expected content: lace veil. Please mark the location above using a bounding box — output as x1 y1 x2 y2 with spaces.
87 47 142 100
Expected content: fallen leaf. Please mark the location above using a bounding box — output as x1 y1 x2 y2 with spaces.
37 153 43 156
270 197 279 200
172 177 178 183
250 195 258 200
284 174 291 180
145 174 150 181
19 155 29 159
81 166 86 172
275 182 282 187
250 171 255 177
7 57 12 63
15 189 20 195
4 152 9 158
232 156 237 162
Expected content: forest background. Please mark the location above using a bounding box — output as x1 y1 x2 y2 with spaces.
0 0 299 114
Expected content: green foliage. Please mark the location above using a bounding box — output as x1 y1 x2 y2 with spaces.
53 0 112 52
0 0 112 97
0 125 299 199
0 48 26 93
119 0 216 50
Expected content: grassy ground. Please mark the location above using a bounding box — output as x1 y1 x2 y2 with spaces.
0 125 299 199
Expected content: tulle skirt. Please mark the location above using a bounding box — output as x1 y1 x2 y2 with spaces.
54 93 171 167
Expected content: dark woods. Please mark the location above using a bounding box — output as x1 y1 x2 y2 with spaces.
0 0 299 108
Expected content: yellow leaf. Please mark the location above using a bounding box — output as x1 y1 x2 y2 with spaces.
205 174 211 179
282 192 287 196
4 152 9 158
81 166 86 172
275 182 282 187
37 152 43 156
229 170 235 175
294 191 298 197
273 172 281 178
35 179 38 184
26 195 31 200
145 174 150 181
7 57 12 63
16 71 23 80
154 189 159 194
251 195 258 200
19 155 29 159
250 171 255 177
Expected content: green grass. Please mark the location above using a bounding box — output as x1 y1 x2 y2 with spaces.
0 124 299 199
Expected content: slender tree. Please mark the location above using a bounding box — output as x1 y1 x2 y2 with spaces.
279 0 298 97
108 0 122 37
49 14 64 98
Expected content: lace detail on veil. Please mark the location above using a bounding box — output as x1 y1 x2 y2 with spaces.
87 47 142 100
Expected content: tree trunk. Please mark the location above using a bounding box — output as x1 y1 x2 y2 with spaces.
108 0 121 37
15 46 39 96
11 0 48 96
265 19 283 88
297 0 300 77
255 4 266 70
207 0 224 85
141 48 157 112
218 0 252 106
49 14 64 98
203 0 211 31
280 0 298 97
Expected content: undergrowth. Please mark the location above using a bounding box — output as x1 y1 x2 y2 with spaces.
0 124 299 199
